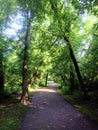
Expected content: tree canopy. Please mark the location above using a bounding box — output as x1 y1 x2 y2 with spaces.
0 0 98 104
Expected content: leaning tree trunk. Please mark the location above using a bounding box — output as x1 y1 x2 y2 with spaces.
0 51 4 92
28 61 43 87
20 15 32 105
48 0 86 96
70 65 75 93
63 36 87 96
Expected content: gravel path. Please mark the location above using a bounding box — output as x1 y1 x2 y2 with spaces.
20 81 98 130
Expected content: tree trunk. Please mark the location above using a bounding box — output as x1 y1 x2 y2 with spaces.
45 73 48 86
20 14 31 105
28 61 43 87
63 36 87 96
49 1 86 95
0 52 4 92
70 65 75 93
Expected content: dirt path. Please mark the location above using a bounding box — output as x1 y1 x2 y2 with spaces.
20 81 98 130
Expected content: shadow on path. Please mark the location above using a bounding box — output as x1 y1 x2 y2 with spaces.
20 81 98 130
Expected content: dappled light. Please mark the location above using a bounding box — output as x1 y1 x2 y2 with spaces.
0 0 98 129
36 88 56 93
21 81 98 130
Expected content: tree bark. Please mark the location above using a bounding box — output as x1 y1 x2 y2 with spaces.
45 73 48 87
28 61 43 87
49 0 87 96
20 14 32 105
70 65 75 93
63 36 87 96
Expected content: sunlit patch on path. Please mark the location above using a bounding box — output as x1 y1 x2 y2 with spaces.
36 88 56 93
20 81 98 130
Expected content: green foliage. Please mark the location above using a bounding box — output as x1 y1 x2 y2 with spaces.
0 0 98 102
39 79 46 87
61 86 70 94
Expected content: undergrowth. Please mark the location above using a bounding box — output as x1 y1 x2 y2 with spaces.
0 95 28 130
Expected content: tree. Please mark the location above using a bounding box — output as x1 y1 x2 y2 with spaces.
48 0 87 95
20 11 32 105
0 0 97 103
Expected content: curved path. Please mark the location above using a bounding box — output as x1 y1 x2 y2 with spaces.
20 81 98 130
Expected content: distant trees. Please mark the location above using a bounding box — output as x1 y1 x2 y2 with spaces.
0 0 98 103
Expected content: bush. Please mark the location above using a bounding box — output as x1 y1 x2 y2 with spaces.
61 86 70 94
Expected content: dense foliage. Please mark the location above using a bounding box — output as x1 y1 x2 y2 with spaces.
0 0 98 103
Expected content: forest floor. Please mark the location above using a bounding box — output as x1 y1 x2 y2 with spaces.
0 94 28 130
20 81 98 130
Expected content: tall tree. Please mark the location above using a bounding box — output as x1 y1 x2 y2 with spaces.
49 0 87 95
20 11 32 105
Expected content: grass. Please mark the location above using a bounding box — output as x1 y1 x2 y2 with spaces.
0 95 28 130
0 87 36 130
75 104 98 124
57 89 98 124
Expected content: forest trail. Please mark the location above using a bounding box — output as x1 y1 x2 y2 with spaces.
20 81 98 130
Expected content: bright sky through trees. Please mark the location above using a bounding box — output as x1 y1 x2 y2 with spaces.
0 0 98 107
3 13 23 38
